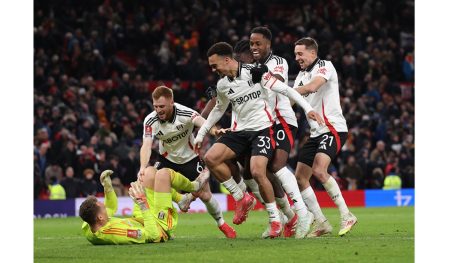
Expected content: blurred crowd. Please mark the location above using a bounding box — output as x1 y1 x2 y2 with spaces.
34 0 414 199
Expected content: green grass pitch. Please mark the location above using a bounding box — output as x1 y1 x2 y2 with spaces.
34 206 414 263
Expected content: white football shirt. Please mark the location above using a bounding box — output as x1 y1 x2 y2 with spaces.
216 63 274 131
142 103 199 164
293 59 348 138
263 52 298 128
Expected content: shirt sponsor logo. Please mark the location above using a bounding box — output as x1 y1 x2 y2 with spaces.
162 129 189 144
273 65 284 74
230 90 262 106
317 67 327 75
190 112 199 120
263 73 271 81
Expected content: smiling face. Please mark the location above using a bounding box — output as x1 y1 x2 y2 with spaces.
153 96 174 121
294 44 317 70
208 54 232 78
250 33 271 62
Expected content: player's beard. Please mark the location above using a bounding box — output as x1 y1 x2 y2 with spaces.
158 111 166 120
216 71 224 78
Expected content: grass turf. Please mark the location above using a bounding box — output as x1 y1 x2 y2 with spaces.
34 206 414 263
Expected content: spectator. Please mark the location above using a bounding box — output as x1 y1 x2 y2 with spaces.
341 155 364 190
80 168 98 197
367 167 385 189
60 166 80 198
370 140 388 170
383 169 402 190
48 176 66 200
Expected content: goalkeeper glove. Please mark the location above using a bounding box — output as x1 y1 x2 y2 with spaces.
100 170 114 193
129 181 150 211
250 64 269 83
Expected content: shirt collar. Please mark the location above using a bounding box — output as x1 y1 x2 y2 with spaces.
262 51 273 65
227 62 242 82
302 57 320 72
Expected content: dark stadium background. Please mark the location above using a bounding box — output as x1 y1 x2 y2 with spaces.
33 0 414 199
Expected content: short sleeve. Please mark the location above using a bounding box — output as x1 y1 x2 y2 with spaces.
175 104 200 124
267 56 289 83
314 61 334 81
142 114 157 139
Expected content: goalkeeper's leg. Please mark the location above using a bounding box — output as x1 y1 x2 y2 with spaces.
154 170 179 236
141 166 200 192
156 168 207 192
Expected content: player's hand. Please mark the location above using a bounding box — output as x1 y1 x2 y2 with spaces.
129 181 149 211
214 128 230 136
205 85 217 100
306 111 325 126
194 125 208 152
100 170 114 193
137 167 145 180
250 64 269 83
193 134 204 154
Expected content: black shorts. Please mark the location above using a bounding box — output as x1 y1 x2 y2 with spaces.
273 123 297 153
297 132 348 167
154 155 205 181
216 127 275 159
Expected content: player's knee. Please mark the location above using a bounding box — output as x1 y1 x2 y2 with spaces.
144 166 157 177
141 167 156 188
250 168 265 181
312 167 328 183
156 168 171 180
204 151 219 168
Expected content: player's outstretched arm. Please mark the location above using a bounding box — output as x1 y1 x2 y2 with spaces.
139 136 152 178
100 170 118 216
194 91 229 148
260 72 325 126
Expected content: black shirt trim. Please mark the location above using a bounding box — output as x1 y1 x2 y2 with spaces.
302 57 320 72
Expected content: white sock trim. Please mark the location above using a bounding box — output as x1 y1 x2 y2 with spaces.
222 178 244 201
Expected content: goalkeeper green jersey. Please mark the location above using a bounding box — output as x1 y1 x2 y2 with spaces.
81 189 176 245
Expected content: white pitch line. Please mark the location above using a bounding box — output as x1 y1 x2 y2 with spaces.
37 236 85 240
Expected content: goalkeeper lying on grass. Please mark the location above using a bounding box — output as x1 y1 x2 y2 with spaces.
79 167 209 245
